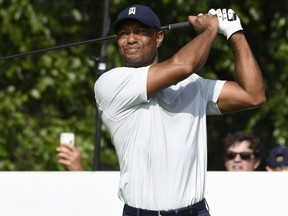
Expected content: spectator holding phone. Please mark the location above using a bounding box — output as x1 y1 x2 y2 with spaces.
223 131 263 171
56 132 84 171
56 144 84 171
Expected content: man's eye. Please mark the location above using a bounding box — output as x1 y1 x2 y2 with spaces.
137 29 147 34
117 30 128 36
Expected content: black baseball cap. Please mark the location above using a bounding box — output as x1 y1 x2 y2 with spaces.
113 5 161 31
266 146 288 167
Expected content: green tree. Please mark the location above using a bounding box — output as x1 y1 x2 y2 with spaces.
0 0 118 170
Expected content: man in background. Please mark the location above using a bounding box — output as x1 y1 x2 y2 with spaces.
266 146 288 171
223 131 263 171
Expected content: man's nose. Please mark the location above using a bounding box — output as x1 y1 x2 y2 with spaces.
127 33 137 43
234 154 242 161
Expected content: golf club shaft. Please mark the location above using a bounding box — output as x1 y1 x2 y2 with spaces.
0 21 190 61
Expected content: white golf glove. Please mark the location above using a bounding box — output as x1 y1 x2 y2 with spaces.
208 8 243 40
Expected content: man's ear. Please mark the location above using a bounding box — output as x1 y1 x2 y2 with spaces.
254 159 261 170
156 31 164 48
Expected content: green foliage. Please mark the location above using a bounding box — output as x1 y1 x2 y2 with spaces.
0 0 117 170
0 0 288 171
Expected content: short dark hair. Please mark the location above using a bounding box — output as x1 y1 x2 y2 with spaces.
223 131 263 160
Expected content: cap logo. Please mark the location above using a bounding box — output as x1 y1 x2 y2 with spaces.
276 155 284 163
128 7 136 15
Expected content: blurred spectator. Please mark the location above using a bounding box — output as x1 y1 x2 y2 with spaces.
223 131 263 171
266 146 288 171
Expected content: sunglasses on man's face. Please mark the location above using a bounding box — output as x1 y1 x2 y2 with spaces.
225 151 254 160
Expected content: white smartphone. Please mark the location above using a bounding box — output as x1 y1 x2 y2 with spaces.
60 132 75 146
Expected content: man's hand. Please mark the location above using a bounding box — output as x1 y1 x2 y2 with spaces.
188 13 218 35
208 8 243 40
56 144 84 171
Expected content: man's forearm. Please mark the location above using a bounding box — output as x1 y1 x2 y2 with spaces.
172 24 218 75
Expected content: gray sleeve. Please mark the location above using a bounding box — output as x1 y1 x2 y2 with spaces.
95 66 150 120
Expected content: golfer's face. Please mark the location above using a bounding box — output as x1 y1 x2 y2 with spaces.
116 20 161 67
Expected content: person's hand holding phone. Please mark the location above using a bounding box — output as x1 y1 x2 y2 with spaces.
56 133 84 171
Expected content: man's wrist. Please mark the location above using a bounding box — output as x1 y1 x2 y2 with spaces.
227 29 244 40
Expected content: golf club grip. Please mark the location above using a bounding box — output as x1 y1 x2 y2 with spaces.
161 21 190 30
